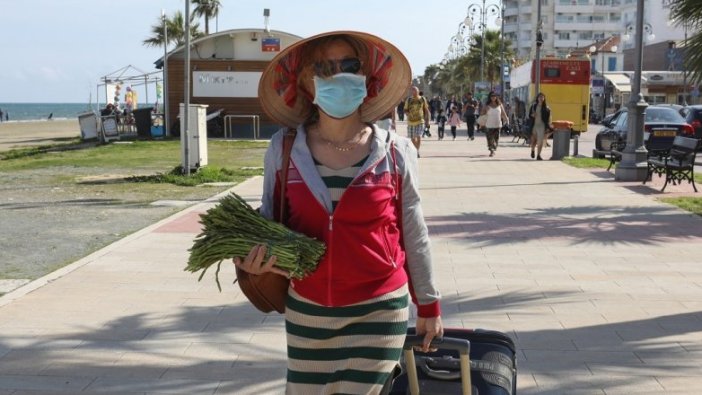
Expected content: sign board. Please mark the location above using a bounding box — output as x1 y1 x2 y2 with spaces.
591 78 604 95
262 37 281 52
193 71 262 98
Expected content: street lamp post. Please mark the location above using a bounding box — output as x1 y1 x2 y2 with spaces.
467 0 501 89
615 0 649 181
161 9 170 137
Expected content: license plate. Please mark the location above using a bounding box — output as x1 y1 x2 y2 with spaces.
652 129 676 137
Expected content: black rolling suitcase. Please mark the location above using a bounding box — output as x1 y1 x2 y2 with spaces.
389 328 517 395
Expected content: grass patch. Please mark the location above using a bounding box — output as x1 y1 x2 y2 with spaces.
128 165 263 186
0 139 270 200
562 157 611 169
660 196 702 216
1 138 85 160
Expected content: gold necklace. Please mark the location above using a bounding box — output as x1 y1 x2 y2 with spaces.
316 128 368 152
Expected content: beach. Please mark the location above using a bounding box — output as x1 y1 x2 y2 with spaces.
0 119 82 152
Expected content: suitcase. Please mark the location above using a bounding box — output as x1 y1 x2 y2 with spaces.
388 328 517 395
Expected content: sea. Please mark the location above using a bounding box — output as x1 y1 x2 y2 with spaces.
0 103 97 122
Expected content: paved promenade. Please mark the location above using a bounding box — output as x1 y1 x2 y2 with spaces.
1 125 702 394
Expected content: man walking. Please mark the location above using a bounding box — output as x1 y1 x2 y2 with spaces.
404 86 430 157
462 92 479 140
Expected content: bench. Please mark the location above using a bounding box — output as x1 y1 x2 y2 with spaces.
605 131 676 171
643 135 701 192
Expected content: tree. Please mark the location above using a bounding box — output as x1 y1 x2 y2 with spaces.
462 30 514 91
670 0 702 83
192 0 222 36
143 11 204 49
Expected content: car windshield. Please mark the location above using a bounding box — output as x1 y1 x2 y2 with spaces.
645 108 685 123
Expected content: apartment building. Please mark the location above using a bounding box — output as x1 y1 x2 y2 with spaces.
504 0 685 64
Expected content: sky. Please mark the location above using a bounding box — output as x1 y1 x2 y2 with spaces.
0 0 502 103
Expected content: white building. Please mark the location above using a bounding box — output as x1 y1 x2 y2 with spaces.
503 0 685 67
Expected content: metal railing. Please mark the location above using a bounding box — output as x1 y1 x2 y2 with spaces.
224 115 260 140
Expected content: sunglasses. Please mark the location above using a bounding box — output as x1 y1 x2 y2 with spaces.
313 57 362 77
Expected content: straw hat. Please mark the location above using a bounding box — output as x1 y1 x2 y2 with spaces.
258 30 412 128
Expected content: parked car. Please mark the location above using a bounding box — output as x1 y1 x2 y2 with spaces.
654 103 688 117
683 104 702 140
594 105 695 153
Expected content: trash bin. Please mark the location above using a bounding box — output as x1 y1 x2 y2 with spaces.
551 120 574 160
132 107 154 139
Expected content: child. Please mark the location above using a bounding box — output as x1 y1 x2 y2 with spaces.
436 109 447 140
447 106 462 140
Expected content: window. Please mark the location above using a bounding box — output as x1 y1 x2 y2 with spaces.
558 32 571 40
607 57 617 71
610 13 621 22
544 67 561 78
556 15 574 23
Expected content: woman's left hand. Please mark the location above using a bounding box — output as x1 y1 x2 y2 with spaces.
415 316 444 352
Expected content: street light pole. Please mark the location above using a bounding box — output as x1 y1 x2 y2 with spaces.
615 0 648 181
162 9 169 137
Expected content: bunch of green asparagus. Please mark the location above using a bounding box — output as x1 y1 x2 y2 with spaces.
186 193 326 290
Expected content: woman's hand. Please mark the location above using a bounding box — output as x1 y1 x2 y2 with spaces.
415 316 444 352
232 244 291 278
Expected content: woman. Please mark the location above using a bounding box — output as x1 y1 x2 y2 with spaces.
528 92 552 160
235 31 443 394
480 92 509 157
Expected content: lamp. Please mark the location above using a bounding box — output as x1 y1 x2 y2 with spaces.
466 0 501 94
624 23 654 42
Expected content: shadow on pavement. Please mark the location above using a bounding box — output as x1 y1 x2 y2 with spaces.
426 205 702 246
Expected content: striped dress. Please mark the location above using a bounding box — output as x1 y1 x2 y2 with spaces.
285 156 410 395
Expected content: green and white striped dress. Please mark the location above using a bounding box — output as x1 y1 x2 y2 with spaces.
285 157 410 395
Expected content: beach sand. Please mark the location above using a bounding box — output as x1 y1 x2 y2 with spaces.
0 119 82 152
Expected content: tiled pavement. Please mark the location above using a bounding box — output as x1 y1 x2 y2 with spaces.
1 125 701 394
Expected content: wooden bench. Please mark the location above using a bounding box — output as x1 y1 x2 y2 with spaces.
643 135 701 192
605 131 676 172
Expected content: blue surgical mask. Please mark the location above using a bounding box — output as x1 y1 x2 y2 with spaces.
312 73 367 119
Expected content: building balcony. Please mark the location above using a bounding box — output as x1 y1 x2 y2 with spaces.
504 7 519 17
519 4 532 14
554 4 595 14
554 39 583 48
503 23 519 34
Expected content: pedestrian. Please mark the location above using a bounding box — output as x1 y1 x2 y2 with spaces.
480 92 509 157
436 108 447 140
445 95 460 116
429 95 440 121
528 92 552 160
0 108 4 123
48 113 53 120
405 86 430 157
244 31 443 394
5 112 8 122
397 100 405 122
447 105 462 140
462 92 478 140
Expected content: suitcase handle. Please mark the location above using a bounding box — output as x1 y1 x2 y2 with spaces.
403 335 470 356
402 336 472 395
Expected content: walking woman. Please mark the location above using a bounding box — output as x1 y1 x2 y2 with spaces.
480 92 509 157
236 31 443 394
528 92 552 160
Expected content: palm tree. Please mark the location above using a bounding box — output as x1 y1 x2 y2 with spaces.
670 0 702 83
192 0 222 36
462 30 514 91
143 11 204 49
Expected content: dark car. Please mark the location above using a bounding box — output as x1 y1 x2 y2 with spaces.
594 106 695 153
683 104 702 140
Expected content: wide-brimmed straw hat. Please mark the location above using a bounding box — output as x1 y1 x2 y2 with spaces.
258 30 412 128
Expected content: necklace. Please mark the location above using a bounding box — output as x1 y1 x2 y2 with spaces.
315 128 369 152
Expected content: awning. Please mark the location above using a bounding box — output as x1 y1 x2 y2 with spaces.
604 73 631 93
